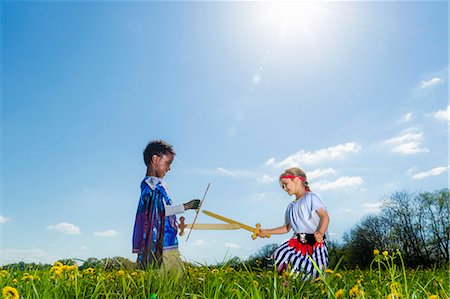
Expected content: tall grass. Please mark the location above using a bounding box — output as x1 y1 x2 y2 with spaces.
1 251 447 298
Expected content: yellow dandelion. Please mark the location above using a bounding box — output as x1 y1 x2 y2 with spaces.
373 249 380 255
54 261 63 267
21 273 34 281
335 289 344 299
116 270 125 277
382 251 389 257
429 296 438 299
253 280 259 287
82 267 95 275
0 270 8 277
325 269 333 274
335 273 342 279
11 279 17 284
349 285 359 298
2 286 19 299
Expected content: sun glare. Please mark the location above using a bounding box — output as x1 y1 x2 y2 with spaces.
258 2 333 41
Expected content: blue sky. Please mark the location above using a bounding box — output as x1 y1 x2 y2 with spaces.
1 1 448 265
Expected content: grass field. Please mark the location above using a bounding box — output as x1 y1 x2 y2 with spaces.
1 250 448 298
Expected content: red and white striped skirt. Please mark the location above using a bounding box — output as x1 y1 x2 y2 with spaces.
271 235 328 280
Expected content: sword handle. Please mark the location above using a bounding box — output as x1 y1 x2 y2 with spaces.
179 216 186 236
252 223 271 240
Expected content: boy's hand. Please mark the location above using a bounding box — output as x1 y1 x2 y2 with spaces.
184 199 201 210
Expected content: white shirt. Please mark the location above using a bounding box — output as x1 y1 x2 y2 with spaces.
284 192 327 235
145 176 185 216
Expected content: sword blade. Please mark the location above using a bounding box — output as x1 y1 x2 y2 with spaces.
185 223 241 230
202 210 255 233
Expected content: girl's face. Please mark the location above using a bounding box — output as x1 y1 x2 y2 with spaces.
152 153 174 178
280 177 304 196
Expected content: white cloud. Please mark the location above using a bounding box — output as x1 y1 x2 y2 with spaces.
0 215 10 224
312 176 364 191
273 142 361 168
433 106 450 123
362 202 383 212
193 239 206 246
80 246 88 250
0 248 61 265
265 158 275 166
216 167 253 179
412 166 449 180
94 230 120 237
308 168 337 180
47 222 81 235
418 77 444 89
258 174 276 183
224 242 241 249
400 112 413 122
384 128 429 154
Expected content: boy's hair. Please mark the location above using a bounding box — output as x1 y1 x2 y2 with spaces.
143 140 176 166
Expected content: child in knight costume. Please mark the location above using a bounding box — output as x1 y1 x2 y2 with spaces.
259 167 330 280
132 140 200 271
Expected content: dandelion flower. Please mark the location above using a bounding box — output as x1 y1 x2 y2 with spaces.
116 270 125 277
373 249 380 255
382 250 389 257
2 286 19 299
429 296 438 299
349 285 359 298
335 289 344 299
325 269 333 274
335 273 343 279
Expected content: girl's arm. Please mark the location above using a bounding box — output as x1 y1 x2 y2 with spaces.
314 208 330 243
259 224 291 237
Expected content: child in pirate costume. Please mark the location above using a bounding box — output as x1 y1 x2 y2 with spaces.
132 140 200 271
259 167 330 280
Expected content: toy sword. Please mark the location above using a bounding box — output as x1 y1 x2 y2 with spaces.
179 216 240 235
202 210 270 240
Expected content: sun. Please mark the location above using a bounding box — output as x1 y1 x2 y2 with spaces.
257 2 334 41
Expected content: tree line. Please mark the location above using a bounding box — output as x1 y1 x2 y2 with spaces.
3 189 448 271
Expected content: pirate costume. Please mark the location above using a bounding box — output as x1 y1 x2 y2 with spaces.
271 191 329 280
132 177 184 269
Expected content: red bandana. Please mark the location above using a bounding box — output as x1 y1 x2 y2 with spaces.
280 175 306 181
280 175 310 191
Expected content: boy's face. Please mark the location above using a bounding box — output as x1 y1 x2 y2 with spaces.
152 153 174 178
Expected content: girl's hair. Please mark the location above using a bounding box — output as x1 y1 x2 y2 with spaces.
279 167 311 192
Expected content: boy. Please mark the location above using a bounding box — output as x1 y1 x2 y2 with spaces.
132 140 200 270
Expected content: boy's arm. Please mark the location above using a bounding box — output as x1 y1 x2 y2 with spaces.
164 199 200 217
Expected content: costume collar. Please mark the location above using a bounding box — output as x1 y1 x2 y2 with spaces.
144 176 169 194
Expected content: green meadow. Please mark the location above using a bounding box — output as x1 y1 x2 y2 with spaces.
1 250 447 299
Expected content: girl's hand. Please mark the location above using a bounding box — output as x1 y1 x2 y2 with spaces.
314 231 324 243
258 228 268 238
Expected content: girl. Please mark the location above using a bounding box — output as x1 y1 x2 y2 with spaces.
259 167 330 280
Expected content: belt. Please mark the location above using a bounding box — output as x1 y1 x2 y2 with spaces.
295 233 326 246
